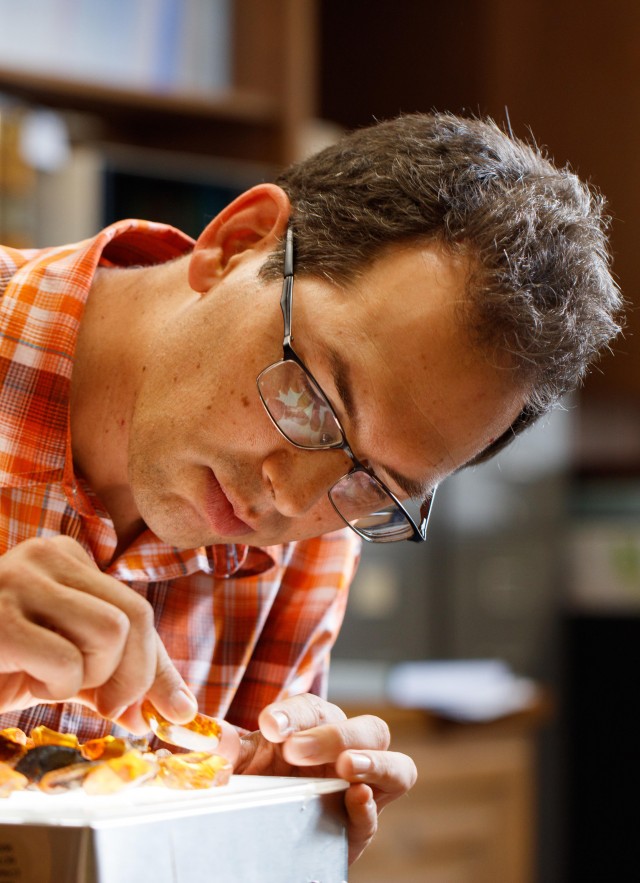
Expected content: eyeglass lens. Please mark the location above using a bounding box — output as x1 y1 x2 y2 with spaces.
257 359 415 540
257 360 342 448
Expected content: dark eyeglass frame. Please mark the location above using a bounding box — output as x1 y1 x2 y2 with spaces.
256 227 436 543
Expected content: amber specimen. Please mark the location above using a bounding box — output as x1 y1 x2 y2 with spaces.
0 762 29 798
141 700 222 753
158 752 232 790
82 750 158 795
81 736 131 761
0 732 27 765
30 726 80 750
0 728 27 746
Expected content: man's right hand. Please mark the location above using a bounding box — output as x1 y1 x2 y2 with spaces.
0 535 197 733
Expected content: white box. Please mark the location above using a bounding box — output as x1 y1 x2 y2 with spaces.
0 775 348 883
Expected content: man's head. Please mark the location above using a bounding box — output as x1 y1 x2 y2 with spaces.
114 112 621 549
260 112 623 463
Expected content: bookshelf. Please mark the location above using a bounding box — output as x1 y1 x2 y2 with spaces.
0 0 318 166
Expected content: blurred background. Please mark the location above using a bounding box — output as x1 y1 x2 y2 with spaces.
1 2 639 881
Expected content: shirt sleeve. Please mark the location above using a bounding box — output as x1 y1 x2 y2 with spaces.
225 528 361 731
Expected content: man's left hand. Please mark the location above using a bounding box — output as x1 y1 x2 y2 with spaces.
235 693 417 865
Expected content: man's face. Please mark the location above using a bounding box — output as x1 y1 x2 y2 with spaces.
126 240 526 549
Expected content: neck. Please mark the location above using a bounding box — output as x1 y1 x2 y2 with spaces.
70 261 186 548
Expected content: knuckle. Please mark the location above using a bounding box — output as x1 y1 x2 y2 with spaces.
0 593 25 630
48 534 81 552
45 648 84 695
101 606 131 642
12 535 82 571
124 593 155 631
27 535 69 563
301 693 347 724
54 651 82 680
0 539 58 590
327 700 348 723
363 714 391 748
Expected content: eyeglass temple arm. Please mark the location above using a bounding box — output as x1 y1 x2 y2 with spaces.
417 485 437 540
280 227 295 348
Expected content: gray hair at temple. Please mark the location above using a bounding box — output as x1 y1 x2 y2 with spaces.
259 111 624 464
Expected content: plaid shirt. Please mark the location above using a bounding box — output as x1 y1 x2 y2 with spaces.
0 220 360 740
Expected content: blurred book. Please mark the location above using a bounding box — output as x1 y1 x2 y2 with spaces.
0 0 231 95
386 659 539 722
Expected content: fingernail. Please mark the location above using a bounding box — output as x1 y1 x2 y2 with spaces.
349 752 372 775
109 706 128 722
271 710 293 736
170 687 198 719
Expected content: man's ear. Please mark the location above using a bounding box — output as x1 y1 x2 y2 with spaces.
188 183 291 293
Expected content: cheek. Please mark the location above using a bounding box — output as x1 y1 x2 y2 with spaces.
286 505 347 543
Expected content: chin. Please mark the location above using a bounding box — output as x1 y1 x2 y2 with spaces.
150 524 208 550
133 498 208 549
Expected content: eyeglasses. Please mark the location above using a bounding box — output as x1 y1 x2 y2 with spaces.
256 227 436 543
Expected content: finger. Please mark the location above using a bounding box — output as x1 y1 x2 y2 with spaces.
95 635 197 730
134 696 242 763
1 536 156 712
259 693 347 743
234 731 266 774
0 617 85 700
283 714 390 766
30 541 190 725
344 783 378 866
335 748 418 810
0 571 130 700
2 577 129 698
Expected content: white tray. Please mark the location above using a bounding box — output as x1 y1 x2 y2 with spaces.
0 776 349 882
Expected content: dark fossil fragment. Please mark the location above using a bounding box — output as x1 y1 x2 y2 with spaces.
15 745 89 783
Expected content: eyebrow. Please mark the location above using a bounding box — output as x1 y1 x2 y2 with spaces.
326 347 431 501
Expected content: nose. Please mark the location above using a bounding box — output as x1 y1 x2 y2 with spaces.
262 446 352 518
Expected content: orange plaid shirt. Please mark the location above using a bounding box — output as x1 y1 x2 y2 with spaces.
0 220 360 739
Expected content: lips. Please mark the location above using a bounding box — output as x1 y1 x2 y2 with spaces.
204 471 254 538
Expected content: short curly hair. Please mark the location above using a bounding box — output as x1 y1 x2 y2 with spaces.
259 112 623 464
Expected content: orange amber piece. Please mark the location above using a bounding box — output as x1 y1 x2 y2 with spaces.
0 762 29 798
81 736 130 761
0 728 27 746
158 752 232 790
0 732 27 765
30 726 80 750
82 750 158 795
141 700 222 753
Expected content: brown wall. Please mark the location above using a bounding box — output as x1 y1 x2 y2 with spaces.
320 0 639 412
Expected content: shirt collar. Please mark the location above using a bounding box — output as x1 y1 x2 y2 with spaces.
1 221 278 579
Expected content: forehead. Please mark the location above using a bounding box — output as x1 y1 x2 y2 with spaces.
299 240 525 482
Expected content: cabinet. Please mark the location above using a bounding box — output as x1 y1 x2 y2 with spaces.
343 703 549 883
562 614 640 882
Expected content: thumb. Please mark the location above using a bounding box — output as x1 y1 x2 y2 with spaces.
111 638 198 735
146 637 198 723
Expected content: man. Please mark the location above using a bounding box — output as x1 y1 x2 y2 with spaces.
0 112 622 862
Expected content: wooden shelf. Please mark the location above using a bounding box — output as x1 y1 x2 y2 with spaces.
0 67 276 121
0 0 319 165
0 66 289 162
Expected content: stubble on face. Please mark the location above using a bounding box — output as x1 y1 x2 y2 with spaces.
124 243 528 551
